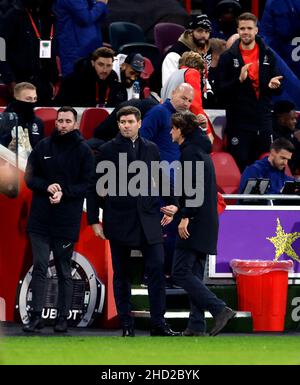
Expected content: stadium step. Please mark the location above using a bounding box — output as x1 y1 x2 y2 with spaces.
132 310 253 333
131 288 253 332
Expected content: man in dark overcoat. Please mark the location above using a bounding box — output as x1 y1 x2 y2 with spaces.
168 111 236 336
87 106 181 337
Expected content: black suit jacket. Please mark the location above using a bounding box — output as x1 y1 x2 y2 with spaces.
87 133 178 246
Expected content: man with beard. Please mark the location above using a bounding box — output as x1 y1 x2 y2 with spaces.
218 12 283 172
239 138 295 195
55 47 127 108
161 14 212 102
0 82 44 153
113 53 145 99
23 106 94 333
0 0 59 106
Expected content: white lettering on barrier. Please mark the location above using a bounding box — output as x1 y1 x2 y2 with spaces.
291 37 300 62
0 37 6 61
291 297 300 321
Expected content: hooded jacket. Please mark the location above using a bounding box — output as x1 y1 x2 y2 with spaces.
239 156 294 195
52 0 108 77
25 129 94 241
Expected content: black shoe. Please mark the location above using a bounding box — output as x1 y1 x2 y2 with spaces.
140 275 148 288
209 307 236 336
54 316 68 333
23 316 44 333
182 328 206 336
150 324 182 336
122 327 135 337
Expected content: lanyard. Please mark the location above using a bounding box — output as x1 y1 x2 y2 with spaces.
27 11 54 40
96 83 110 106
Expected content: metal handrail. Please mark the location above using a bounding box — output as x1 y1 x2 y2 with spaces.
223 194 300 200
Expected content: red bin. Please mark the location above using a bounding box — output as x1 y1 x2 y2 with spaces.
230 259 293 332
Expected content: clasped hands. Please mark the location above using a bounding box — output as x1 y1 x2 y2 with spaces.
47 183 63 204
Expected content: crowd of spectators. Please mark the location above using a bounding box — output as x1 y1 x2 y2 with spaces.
0 1 299 184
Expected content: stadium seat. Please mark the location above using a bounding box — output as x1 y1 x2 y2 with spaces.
0 84 10 106
34 107 57 137
211 151 241 194
79 108 109 139
154 22 185 57
118 43 161 73
140 57 154 81
109 22 145 53
211 134 225 152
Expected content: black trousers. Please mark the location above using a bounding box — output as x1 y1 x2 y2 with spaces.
29 233 74 317
227 128 273 172
109 240 166 329
172 248 225 333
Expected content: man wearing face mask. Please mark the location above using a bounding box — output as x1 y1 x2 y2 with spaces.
0 82 44 152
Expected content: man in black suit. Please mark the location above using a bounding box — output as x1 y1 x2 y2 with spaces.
168 110 236 337
87 106 181 337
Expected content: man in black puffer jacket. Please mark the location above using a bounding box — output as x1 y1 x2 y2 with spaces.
23 106 94 333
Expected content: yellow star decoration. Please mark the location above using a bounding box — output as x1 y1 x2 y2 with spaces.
266 218 300 262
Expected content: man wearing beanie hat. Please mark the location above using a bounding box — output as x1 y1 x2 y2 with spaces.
162 14 213 105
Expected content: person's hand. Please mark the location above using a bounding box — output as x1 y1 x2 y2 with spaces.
51 82 61 99
161 214 173 226
268 75 283 89
91 223 106 239
47 183 61 195
239 63 252 82
49 190 63 204
293 130 300 142
96 0 108 4
8 138 16 152
178 218 190 239
197 114 208 129
160 205 178 217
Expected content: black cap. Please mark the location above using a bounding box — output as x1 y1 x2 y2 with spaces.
187 14 212 32
124 53 145 73
273 100 296 115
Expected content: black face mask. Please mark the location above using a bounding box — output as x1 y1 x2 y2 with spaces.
12 99 36 121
